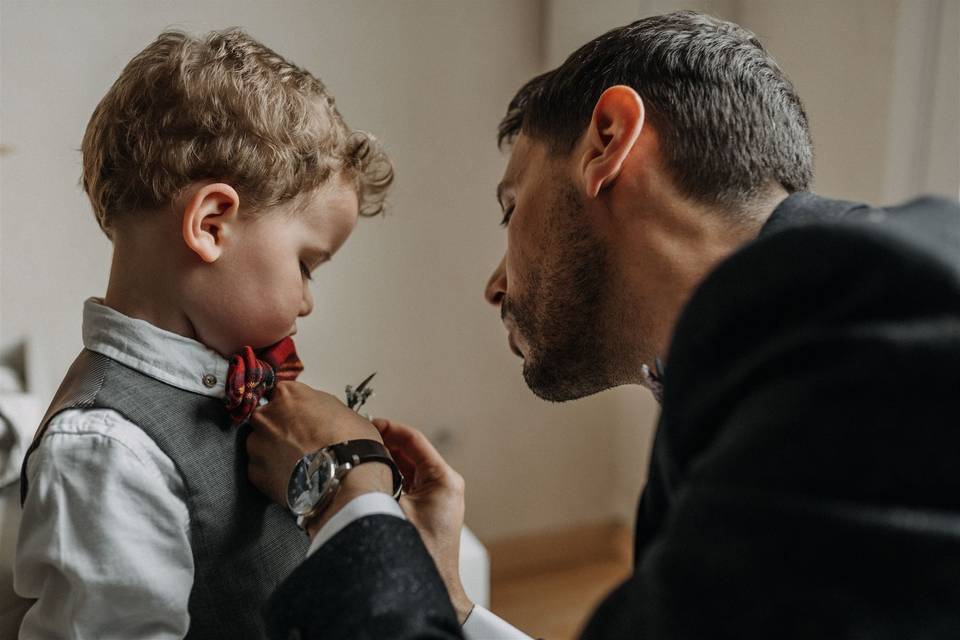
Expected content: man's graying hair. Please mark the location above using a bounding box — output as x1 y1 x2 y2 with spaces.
499 11 813 210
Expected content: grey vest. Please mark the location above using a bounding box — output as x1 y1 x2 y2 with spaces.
21 350 308 639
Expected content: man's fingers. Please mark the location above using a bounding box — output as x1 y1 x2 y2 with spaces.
273 379 313 396
392 447 419 491
271 380 292 398
375 419 445 468
373 419 465 494
372 421 417 487
271 381 341 411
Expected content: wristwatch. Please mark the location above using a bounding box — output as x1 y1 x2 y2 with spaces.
286 439 403 530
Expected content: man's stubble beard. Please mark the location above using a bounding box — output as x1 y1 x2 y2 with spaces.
503 181 638 402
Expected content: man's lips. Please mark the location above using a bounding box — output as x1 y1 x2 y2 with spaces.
507 334 522 358
501 313 524 358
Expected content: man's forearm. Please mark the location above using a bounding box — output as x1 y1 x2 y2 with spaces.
265 514 464 639
302 466 476 624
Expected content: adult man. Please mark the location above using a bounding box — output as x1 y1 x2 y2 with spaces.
248 11 960 639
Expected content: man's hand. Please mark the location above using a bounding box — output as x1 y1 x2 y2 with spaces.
372 418 474 624
246 381 389 521
246 383 473 622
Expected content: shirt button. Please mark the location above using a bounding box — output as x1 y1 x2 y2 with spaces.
202 374 217 388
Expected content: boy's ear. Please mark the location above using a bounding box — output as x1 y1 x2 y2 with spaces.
181 183 241 263
580 85 645 199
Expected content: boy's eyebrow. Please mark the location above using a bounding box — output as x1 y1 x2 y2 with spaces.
303 248 332 267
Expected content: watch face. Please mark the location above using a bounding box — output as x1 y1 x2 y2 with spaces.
286 450 336 516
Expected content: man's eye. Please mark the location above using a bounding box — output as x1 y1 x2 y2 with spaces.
499 206 515 228
299 261 313 281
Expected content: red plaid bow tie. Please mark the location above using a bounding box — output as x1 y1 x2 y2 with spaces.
225 337 304 426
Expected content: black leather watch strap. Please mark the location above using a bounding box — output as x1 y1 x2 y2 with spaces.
328 439 403 499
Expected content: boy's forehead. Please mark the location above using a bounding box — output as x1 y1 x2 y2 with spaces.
291 180 360 252
301 179 359 221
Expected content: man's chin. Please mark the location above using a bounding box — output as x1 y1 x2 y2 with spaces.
522 360 609 403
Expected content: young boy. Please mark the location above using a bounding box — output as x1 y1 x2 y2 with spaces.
14 28 392 638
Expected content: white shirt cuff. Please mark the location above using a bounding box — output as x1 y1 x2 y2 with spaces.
306 491 405 557
463 605 531 639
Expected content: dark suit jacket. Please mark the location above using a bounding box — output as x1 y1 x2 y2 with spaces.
265 193 960 639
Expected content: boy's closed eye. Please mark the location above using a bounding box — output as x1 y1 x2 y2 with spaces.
300 250 332 281
300 261 314 281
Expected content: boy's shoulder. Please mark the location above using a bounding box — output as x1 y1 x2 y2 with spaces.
28 406 186 500
40 406 172 464
20 342 217 503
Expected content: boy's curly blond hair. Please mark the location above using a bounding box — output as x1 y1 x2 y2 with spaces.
82 28 393 237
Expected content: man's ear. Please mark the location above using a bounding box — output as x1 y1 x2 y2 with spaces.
580 85 645 198
181 183 241 263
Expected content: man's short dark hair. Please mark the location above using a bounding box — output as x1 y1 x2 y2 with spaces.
499 11 813 210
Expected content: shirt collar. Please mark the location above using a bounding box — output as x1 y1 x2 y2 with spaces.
640 357 665 404
81 297 229 398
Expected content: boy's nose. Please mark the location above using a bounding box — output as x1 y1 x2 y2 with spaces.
299 285 314 317
484 255 507 307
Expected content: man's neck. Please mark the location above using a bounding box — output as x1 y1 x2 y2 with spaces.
617 188 789 365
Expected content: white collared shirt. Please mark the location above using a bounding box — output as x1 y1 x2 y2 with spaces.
15 298 526 639
15 299 229 639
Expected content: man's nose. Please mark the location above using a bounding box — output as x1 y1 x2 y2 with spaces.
299 285 314 317
484 256 507 307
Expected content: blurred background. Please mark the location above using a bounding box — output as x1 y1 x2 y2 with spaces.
0 1 957 637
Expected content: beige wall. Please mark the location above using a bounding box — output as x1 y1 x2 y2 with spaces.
1 0 957 541
0 0 627 541
546 0 959 208
885 0 960 202
736 0 902 204
534 0 959 523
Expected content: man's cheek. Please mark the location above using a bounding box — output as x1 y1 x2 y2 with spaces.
504 250 520 295
504 250 532 301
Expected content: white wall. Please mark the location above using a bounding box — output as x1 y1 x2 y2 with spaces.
0 0 627 542
549 0 960 205
733 0 958 204
736 0 902 204
1 0 956 542
540 0 960 523
885 0 960 203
